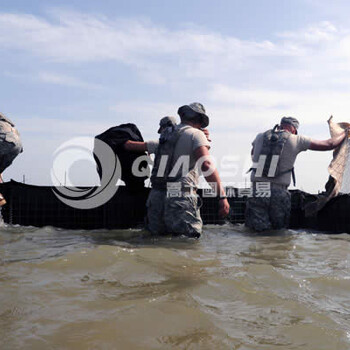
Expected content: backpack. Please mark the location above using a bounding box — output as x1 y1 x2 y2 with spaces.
250 125 296 185
150 125 190 190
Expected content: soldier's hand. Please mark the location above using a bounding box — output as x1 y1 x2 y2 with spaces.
218 198 230 218
201 128 211 142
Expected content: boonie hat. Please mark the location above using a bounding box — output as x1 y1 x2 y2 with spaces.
158 116 177 133
177 102 209 128
281 116 299 134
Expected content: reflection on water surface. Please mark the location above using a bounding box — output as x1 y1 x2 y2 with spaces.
1 224 350 349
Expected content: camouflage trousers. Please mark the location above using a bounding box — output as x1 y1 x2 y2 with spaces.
0 139 22 173
146 189 202 238
245 188 291 232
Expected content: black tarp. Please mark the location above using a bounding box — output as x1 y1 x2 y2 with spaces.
0 180 349 233
94 123 150 191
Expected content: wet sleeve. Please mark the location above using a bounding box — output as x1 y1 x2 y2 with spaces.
297 135 312 152
192 130 210 151
146 140 159 154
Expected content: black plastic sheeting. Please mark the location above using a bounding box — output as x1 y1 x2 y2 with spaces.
0 180 349 233
94 123 149 191
0 181 149 230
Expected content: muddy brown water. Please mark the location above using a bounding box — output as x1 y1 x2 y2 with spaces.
1 224 350 349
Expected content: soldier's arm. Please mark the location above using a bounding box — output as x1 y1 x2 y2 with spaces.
194 146 230 218
309 131 347 151
123 140 148 153
201 128 211 143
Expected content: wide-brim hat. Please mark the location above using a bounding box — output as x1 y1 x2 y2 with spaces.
177 102 209 128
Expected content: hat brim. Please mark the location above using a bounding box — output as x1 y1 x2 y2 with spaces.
200 115 209 128
177 105 190 117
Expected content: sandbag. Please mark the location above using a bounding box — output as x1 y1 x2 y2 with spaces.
306 116 350 216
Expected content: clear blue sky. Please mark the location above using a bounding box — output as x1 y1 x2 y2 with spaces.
1 0 350 191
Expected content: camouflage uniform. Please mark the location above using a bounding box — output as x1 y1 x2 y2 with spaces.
147 103 210 238
0 113 23 173
245 187 291 232
146 189 202 238
246 117 309 232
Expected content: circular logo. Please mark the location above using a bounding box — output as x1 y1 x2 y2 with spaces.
51 137 121 209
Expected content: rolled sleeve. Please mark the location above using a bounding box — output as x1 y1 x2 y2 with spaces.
146 140 159 154
297 135 312 152
192 130 210 151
